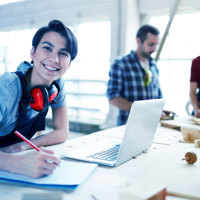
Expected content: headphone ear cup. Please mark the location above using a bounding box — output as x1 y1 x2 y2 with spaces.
30 86 49 112
48 82 59 103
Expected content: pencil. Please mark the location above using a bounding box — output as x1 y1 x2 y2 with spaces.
14 130 60 167
14 131 41 151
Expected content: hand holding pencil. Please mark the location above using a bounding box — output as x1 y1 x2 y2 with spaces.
13 130 60 178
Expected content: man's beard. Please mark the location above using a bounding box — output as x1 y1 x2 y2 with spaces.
141 51 153 59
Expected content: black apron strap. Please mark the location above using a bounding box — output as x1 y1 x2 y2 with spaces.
15 71 32 121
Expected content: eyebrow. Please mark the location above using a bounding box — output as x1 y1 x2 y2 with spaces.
41 41 68 52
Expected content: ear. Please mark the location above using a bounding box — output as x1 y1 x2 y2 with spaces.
136 37 141 46
30 46 35 60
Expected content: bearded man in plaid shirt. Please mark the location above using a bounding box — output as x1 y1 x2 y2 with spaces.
107 25 163 125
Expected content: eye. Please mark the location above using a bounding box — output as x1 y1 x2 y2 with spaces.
149 43 158 48
43 46 52 51
59 51 69 57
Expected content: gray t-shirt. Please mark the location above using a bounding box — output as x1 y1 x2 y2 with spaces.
0 62 67 136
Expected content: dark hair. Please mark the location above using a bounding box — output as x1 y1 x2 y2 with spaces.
136 25 159 43
32 19 78 60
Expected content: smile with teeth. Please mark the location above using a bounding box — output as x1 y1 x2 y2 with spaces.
43 64 59 71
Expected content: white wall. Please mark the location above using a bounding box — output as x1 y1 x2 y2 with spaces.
121 0 140 54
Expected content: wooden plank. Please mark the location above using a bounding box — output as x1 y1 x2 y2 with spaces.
160 117 200 130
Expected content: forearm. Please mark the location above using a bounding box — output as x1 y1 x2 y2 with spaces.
0 152 19 173
30 129 68 147
0 129 68 153
31 105 69 147
2 106 69 152
109 97 132 111
190 91 199 112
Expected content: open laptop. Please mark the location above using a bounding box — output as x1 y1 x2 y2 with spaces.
62 99 165 167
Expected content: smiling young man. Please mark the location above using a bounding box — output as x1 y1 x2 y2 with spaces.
0 20 78 178
107 25 163 126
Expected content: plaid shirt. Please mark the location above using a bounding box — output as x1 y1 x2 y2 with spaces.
107 51 162 125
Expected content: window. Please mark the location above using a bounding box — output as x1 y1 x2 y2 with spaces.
0 29 36 73
65 21 111 124
149 12 200 116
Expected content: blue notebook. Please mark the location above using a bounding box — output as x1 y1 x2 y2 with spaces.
0 160 97 189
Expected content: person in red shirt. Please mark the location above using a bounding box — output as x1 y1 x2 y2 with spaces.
190 56 200 117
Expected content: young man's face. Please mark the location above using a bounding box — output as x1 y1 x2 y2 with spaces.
30 31 71 86
139 33 159 59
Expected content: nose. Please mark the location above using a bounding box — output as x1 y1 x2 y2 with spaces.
50 52 59 63
152 46 156 52
154 43 159 51
150 45 158 53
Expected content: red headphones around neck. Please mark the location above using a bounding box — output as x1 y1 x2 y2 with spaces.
29 82 59 112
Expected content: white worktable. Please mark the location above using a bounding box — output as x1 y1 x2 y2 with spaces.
0 124 200 200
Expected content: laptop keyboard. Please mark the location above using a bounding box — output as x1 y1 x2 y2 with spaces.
87 144 120 161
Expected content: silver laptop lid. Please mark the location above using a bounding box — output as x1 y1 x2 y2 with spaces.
116 99 165 166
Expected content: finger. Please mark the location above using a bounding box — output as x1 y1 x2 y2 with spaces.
44 154 60 165
45 159 60 168
40 147 54 154
40 168 54 176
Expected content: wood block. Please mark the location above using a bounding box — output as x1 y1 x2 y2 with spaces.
119 181 166 200
160 120 181 130
194 139 200 147
181 127 200 143
191 117 200 125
